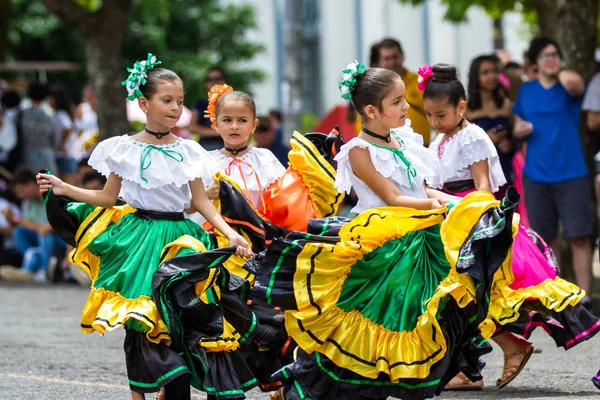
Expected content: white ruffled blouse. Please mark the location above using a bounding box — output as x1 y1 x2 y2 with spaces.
88 135 217 212
428 124 507 193
207 147 286 208
334 120 440 214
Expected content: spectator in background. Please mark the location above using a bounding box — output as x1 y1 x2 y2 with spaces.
18 82 59 174
0 178 23 269
0 170 64 282
513 36 593 305
49 86 77 184
465 54 515 198
370 38 431 144
254 115 290 165
73 84 98 133
1 90 22 172
503 61 525 101
582 68 600 219
187 66 228 150
81 171 107 190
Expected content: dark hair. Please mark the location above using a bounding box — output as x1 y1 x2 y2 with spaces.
50 86 74 116
423 64 466 106
204 66 228 83
28 82 49 102
269 109 282 122
12 170 36 186
504 61 521 70
216 91 256 119
351 68 402 119
370 38 404 67
1 90 21 109
78 158 90 169
256 115 271 132
527 36 562 64
139 68 183 99
82 171 107 186
467 55 506 111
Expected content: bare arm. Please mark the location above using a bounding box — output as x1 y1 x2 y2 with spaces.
186 111 221 138
426 187 459 202
587 111 600 132
470 160 492 193
37 173 122 208
349 147 438 210
189 178 253 257
559 70 585 97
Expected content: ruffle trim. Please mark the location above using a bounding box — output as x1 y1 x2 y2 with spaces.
430 124 506 193
160 235 243 352
285 192 507 380
490 276 586 324
207 147 286 192
89 135 218 189
81 286 171 345
288 131 344 218
334 133 438 195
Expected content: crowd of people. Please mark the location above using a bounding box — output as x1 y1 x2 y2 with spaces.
1 32 600 400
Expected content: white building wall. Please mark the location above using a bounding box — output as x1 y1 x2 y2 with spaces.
233 0 529 117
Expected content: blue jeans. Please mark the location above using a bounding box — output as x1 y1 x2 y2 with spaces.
13 227 63 273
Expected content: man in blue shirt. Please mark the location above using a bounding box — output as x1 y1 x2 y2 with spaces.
513 36 593 302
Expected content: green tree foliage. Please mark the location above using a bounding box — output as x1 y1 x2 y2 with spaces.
399 0 531 23
5 0 264 105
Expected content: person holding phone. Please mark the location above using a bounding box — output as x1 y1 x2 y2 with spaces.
465 54 516 199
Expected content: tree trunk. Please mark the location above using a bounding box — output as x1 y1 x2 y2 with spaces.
0 0 11 61
282 0 303 141
42 0 132 140
529 0 558 37
554 0 598 81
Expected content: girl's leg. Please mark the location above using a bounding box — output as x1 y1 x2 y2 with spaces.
492 331 534 388
131 391 145 400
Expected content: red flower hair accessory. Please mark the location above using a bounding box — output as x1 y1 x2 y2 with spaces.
417 64 433 91
204 84 234 129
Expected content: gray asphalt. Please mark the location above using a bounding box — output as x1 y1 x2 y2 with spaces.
1 282 599 400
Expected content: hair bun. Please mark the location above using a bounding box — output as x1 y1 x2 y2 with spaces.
431 64 457 84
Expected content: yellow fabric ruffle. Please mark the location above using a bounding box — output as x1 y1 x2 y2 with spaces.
161 235 242 352
490 274 585 324
286 191 508 381
288 131 344 218
81 287 171 345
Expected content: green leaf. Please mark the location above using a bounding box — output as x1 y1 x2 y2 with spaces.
72 0 103 13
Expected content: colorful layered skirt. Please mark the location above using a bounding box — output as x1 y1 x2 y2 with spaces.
44 192 257 398
241 191 518 400
442 182 600 349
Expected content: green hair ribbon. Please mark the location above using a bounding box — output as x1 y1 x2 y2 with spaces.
338 61 367 100
121 53 162 101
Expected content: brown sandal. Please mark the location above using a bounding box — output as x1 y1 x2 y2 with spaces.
443 372 484 391
496 345 534 389
270 388 287 400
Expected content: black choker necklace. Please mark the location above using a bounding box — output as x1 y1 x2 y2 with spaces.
362 126 391 143
224 145 248 156
144 127 171 139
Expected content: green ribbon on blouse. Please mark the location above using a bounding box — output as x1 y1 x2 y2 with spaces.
140 145 184 184
370 136 417 190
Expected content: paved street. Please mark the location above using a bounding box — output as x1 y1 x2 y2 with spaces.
1 282 599 400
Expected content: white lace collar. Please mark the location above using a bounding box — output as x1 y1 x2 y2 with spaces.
334 121 439 194
89 134 217 189
208 146 286 191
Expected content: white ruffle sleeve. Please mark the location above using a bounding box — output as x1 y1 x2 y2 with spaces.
430 124 507 193
88 135 218 189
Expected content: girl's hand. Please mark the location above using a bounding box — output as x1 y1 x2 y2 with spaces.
205 183 220 200
37 173 68 196
431 198 445 210
227 232 254 258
